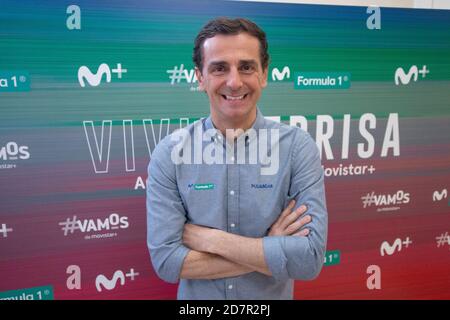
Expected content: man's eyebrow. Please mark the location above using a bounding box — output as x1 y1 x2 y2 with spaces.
207 60 258 69
208 61 228 68
239 59 258 66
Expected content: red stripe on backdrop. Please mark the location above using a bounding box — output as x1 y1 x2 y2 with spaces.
296 215 450 299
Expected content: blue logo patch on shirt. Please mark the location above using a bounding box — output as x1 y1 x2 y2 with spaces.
251 183 273 189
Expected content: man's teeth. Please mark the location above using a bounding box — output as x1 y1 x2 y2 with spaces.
225 95 246 100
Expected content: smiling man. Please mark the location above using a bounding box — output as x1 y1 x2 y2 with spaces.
196 31 266 134
146 17 328 299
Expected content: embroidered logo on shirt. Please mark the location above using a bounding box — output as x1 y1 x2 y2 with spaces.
251 183 273 189
188 183 215 190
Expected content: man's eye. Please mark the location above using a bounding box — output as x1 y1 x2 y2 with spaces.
241 65 254 73
213 66 225 73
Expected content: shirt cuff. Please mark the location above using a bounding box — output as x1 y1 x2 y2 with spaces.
165 244 190 283
263 236 289 281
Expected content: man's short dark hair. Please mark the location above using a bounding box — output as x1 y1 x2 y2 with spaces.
193 17 270 72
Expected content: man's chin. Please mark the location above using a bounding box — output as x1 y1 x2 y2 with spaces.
222 105 253 118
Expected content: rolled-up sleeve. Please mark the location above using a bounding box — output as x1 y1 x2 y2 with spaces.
146 140 190 284
263 129 328 282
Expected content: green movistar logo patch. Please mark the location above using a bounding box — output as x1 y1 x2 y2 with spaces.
193 183 215 190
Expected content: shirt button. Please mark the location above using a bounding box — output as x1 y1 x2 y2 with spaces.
230 223 236 228
228 285 233 290
231 156 235 161
230 190 235 195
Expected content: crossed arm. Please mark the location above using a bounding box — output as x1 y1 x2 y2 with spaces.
147 130 327 283
180 201 312 279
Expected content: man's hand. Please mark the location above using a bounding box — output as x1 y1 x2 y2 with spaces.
183 200 312 253
181 200 312 277
268 200 311 237
183 223 270 275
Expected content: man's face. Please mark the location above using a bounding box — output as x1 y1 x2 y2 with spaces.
196 32 268 124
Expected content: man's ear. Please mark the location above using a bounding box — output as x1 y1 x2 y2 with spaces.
261 67 268 88
195 67 205 91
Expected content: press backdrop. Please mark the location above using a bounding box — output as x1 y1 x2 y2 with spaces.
0 0 449 299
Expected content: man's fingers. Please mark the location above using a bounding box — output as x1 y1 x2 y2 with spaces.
280 205 307 229
288 199 296 209
280 200 296 219
293 228 310 237
272 200 295 229
285 215 311 234
299 214 312 227
285 219 303 235
269 202 311 237
285 215 312 235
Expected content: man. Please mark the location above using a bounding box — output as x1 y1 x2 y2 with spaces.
146 17 328 299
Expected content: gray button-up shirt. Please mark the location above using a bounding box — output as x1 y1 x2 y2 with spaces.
146 109 328 299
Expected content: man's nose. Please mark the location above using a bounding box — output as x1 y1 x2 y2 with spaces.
226 67 243 90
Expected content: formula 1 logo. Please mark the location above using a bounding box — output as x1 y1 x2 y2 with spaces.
394 65 429 85
78 63 127 87
0 71 31 92
380 237 412 256
95 268 139 292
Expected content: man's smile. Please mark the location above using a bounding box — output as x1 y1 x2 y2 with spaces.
221 93 249 101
